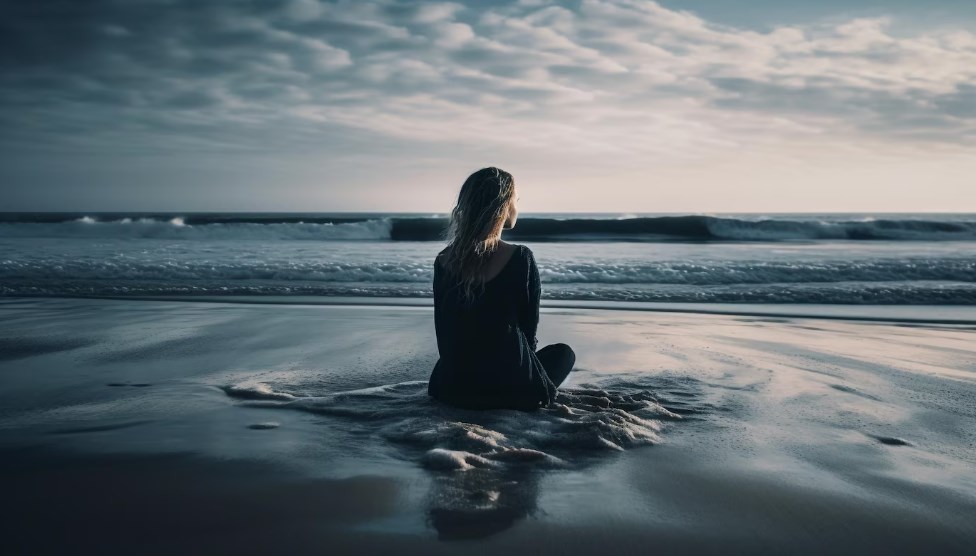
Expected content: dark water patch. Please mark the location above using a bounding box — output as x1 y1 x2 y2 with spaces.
895 323 976 331
708 382 764 392
50 420 152 434
665 390 698 397
247 422 280 430
0 336 95 361
830 384 882 401
91 334 224 363
874 436 911 446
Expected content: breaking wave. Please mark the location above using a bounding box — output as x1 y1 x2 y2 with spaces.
3 213 976 242
0 217 392 241
3 212 974 305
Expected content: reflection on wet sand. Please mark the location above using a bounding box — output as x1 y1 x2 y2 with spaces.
412 383 701 540
223 378 696 539
427 466 540 540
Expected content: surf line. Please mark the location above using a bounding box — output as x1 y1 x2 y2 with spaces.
26 294 976 326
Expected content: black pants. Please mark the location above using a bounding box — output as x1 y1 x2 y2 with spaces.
536 343 575 388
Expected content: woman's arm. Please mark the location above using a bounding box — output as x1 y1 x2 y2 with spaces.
521 246 541 352
522 247 558 405
432 258 442 330
432 254 450 355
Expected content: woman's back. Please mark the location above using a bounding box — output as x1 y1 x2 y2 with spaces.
428 243 554 410
427 166 574 410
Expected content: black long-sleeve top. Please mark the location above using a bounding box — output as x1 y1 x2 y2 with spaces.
428 244 556 410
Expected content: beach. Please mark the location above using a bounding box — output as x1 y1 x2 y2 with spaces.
7 0 976 550
2 296 974 554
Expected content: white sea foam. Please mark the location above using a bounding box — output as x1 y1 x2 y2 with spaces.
223 382 296 401
423 449 499 471
223 380 682 472
3 251 975 303
2 254 973 286
2 221 974 303
2 218 393 241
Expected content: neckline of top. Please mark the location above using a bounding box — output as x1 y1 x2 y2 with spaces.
483 244 521 284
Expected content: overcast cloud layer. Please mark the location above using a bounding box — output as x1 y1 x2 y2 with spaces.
2 0 975 211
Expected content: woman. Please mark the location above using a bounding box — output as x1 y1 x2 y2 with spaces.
428 167 575 411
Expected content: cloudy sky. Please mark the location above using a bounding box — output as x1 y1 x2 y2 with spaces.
2 0 975 213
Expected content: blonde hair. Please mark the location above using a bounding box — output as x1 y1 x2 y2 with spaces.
441 167 516 301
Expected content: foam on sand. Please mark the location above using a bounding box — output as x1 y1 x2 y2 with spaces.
222 382 296 401
220 376 690 539
222 379 684 471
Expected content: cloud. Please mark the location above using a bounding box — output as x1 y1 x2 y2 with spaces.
1 0 975 159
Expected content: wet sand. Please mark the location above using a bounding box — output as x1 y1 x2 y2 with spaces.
0 297 974 554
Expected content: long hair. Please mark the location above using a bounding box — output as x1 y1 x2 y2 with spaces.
441 167 516 301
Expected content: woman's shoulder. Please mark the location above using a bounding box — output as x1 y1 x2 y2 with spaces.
499 240 531 254
497 241 531 261
433 249 449 278
511 242 537 262
498 242 536 273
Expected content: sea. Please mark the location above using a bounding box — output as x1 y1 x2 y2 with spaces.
2 213 976 551
1 212 974 305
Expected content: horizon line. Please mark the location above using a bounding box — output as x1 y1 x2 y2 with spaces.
3 210 976 215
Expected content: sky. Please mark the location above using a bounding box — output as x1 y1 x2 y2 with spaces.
1 0 975 213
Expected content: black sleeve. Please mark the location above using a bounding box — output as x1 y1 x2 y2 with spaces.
429 257 445 397
432 255 442 295
432 257 446 353
521 246 541 352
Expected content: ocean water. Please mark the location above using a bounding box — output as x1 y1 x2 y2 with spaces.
1 212 974 304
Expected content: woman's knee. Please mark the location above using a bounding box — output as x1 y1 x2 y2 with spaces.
552 343 575 368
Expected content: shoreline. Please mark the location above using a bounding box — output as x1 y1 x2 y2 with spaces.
3 294 976 325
